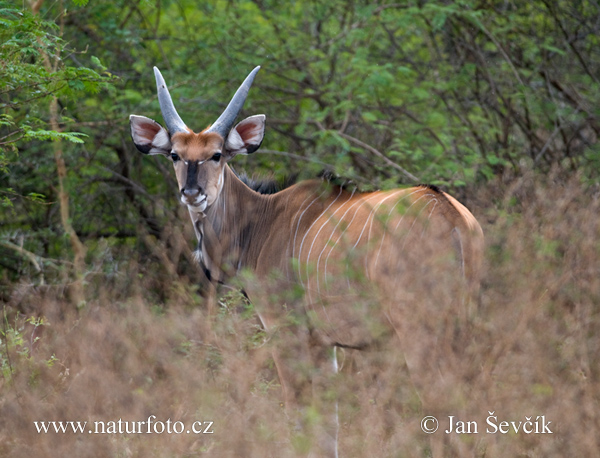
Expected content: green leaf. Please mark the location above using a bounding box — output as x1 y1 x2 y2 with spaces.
362 112 378 122
541 43 566 56
23 128 88 144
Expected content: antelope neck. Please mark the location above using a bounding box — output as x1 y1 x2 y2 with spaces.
195 165 275 276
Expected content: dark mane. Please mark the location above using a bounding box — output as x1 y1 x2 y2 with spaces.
237 168 430 196
317 169 359 192
418 183 443 193
236 167 360 195
235 170 297 195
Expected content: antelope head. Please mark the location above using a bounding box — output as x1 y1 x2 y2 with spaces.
129 66 264 215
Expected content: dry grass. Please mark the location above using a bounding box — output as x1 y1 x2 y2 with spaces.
1 175 599 457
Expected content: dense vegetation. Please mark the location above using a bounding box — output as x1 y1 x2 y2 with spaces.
2 0 599 288
1 1 599 456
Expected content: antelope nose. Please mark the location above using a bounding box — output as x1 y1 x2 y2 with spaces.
182 188 200 198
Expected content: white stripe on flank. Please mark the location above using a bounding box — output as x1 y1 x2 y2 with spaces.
361 189 421 278
289 187 329 283
304 190 356 331
322 191 385 291
299 186 344 301
307 189 355 297
351 190 407 251
313 189 359 294
372 191 433 272
421 198 439 237
398 196 437 252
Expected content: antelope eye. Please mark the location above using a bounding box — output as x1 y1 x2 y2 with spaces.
170 152 180 162
211 153 222 162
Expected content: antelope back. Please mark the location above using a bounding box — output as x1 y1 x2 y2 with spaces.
245 180 483 347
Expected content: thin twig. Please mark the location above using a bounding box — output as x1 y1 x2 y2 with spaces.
257 149 330 167
336 132 420 183
534 107 580 165
476 21 525 88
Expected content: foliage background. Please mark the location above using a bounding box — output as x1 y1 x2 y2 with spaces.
1 0 599 456
2 0 599 286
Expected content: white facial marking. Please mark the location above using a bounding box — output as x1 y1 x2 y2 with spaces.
217 168 224 190
188 202 207 214
182 193 207 214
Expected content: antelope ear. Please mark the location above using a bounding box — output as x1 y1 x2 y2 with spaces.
129 115 171 155
224 114 265 157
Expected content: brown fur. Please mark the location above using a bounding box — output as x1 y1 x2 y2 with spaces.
198 168 483 303
186 165 484 456
171 131 224 162
136 109 484 457
196 166 483 341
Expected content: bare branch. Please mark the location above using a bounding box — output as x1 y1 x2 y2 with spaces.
336 132 420 183
0 240 42 274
